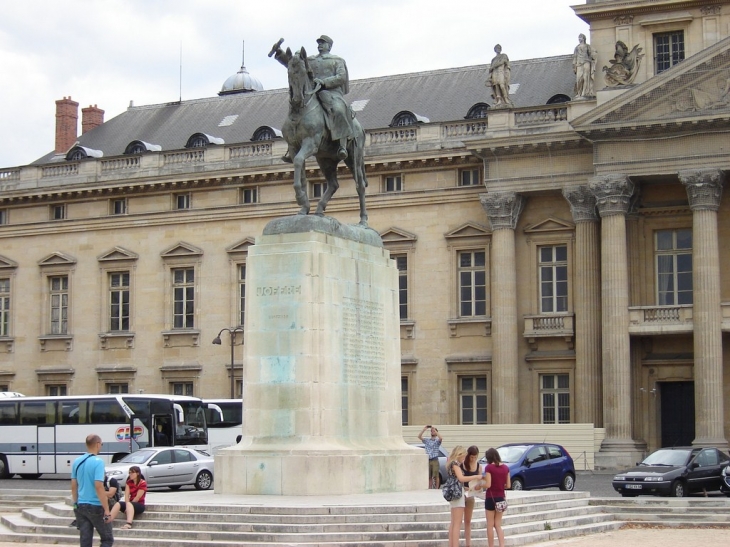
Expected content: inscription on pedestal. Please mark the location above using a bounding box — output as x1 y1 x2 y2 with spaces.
342 296 386 388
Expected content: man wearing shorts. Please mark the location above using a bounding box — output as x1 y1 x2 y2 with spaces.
419 425 443 488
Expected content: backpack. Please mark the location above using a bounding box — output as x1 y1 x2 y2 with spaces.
104 476 122 507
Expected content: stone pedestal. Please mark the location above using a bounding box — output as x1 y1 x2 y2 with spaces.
216 219 424 495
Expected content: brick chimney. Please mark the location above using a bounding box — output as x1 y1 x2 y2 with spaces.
55 96 79 154
81 104 105 134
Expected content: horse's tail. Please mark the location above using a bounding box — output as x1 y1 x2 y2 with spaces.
352 122 368 188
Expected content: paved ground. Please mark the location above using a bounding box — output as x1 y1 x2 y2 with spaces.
528 527 728 547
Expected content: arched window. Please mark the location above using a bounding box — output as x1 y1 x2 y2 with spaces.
251 126 282 141
125 142 146 155
67 148 87 161
465 103 490 119
391 112 417 127
186 134 209 148
546 94 571 105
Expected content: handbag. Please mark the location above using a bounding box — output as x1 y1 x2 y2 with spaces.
489 491 508 512
441 468 463 501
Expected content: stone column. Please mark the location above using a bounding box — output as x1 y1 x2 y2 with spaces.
589 174 644 467
678 168 728 449
562 185 602 427
480 192 525 424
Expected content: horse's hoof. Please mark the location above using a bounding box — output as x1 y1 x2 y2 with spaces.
297 209 310 216
314 212 325 217
359 220 369 227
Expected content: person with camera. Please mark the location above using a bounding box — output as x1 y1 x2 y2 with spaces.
70 434 113 547
418 424 443 488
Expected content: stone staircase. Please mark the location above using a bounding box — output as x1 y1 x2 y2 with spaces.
0 491 620 546
592 497 730 528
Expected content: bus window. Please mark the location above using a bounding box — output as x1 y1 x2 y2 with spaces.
0 401 18 425
20 401 54 425
89 400 127 424
60 400 86 424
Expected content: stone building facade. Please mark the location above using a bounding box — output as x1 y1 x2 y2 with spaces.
1 0 729 465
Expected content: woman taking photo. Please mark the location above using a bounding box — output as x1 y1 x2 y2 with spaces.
445 445 473 547
483 447 510 547
109 466 147 529
460 445 482 547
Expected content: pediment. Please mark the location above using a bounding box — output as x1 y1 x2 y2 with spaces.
226 237 256 256
444 222 491 239
97 246 139 262
160 241 203 258
380 227 418 244
0 254 18 270
38 251 77 267
573 35 730 131
524 217 574 234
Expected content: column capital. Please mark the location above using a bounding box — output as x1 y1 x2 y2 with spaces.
562 185 598 222
678 168 725 211
588 173 634 217
480 192 525 230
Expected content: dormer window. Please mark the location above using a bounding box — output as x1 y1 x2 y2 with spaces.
185 133 224 149
465 103 489 119
251 126 282 141
546 94 571 105
68 148 86 161
65 145 103 161
124 140 161 155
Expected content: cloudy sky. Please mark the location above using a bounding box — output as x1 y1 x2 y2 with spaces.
0 0 589 168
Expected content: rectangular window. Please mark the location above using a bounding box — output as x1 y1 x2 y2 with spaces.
393 255 408 320
0 278 9 337
49 275 69 334
541 374 570 424
111 198 127 215
107 383 129 394
459 168 481 186
172 382 193 397
0 209 7 225
401 376 409 426
50 204 66 220
385 175 403 193
656 229 692 305
458 250 486 317
311 182 328 198
239 264 246 326
47 384 67 397
460 376 487 424
241 188 258 204
109 272 130 331
174 193 191 210
539 245 568 313
655 31 685 73
172 268 195 329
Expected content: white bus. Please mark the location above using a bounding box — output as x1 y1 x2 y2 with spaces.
0 394 211 479
203 399 242 454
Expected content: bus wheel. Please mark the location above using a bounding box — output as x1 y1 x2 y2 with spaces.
0 455 12 479
19 473 42 479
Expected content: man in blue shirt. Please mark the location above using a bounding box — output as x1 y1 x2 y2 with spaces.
418 425 443 488
70 434 114 547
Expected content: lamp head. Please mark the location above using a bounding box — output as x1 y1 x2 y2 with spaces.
212 336 222 345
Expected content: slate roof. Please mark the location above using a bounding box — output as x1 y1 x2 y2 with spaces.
33 55 574 165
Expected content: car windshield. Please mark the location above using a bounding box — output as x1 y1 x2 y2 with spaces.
498 445 529 463
641 449 692 466
118 449 156 464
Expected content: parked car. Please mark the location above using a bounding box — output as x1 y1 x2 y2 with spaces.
105 447 214 490
479 443 576 491
612 446 730 497
411 443 448 484
721 464 730 496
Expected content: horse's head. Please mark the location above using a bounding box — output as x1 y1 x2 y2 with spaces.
287 47 314 108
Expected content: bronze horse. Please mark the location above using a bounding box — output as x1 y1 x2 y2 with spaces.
280 47 368 225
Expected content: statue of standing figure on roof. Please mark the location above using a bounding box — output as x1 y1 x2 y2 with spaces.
573 34 597 99
488 44 514 108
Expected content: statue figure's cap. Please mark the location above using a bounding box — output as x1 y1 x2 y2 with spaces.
316 35 334 47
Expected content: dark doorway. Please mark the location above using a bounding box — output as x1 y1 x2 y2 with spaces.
659 381 695 447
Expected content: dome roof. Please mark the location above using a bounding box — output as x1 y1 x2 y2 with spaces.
219 65 263 95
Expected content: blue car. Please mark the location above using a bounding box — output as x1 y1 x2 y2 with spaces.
481 443 576 491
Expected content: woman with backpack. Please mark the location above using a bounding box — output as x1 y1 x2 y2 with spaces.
109 466 147 529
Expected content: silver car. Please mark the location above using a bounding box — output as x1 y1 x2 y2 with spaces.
105 447 214 490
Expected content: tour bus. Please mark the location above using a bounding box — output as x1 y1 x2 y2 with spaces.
0 394 213 479
203 399 243 453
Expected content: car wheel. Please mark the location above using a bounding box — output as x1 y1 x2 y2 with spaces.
511 477 524 491
670 480 686 497
168 485 182 491
194 470 213 490
559 473 575 491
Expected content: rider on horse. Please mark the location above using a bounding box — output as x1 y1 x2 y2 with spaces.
273 35 356 162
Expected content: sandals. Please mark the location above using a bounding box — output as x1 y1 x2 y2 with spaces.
121 522 133 529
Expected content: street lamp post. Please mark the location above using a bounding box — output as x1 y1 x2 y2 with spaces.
212 327 244 399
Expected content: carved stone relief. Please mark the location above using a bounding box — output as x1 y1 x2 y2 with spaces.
678 169 725 211
479 192 525 230
588 174 635 217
